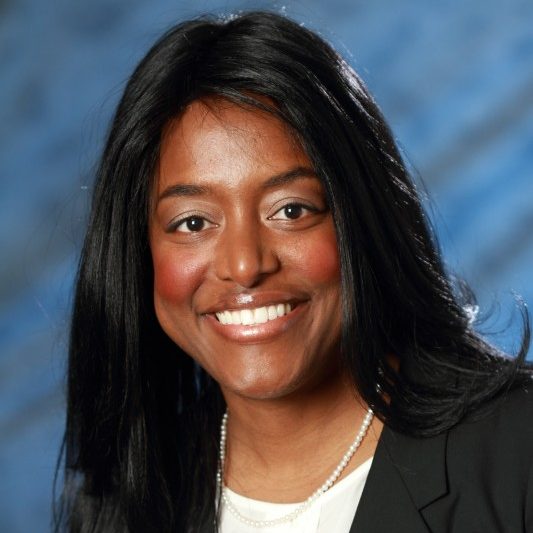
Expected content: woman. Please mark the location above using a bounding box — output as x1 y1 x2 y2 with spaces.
55 10 533 533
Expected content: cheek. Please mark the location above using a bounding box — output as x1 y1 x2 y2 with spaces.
291 226 340 286
152 246 207 307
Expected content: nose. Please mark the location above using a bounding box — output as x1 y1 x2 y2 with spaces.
214 219 280 288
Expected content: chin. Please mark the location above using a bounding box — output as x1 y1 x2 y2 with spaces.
220 370 305 401
222 365 336 402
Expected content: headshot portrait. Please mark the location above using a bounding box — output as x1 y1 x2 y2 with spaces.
1 2 532 532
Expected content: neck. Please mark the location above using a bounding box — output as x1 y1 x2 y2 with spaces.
220 373 382 502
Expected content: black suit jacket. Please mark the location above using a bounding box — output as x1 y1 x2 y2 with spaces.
350 386 533 532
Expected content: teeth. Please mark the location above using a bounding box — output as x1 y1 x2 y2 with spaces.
231 310 241 325
215 303 292 326
254 307 269 324
241 309 254 325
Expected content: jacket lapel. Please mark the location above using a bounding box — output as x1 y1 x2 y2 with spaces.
349 425 448 533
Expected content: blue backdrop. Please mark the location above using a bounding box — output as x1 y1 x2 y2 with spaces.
1 1 532 531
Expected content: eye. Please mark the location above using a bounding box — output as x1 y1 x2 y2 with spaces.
172 215 216 233
270 203 318 221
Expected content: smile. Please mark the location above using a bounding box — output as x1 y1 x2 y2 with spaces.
215 303 292 326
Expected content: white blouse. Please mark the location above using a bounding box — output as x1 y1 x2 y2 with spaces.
220 457 373 532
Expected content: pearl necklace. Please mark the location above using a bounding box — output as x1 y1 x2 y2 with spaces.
216 407 374 528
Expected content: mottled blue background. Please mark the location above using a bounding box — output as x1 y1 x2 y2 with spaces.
1 1 532 531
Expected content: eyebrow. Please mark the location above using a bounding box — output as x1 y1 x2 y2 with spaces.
261 166 318 189
157 166 318 203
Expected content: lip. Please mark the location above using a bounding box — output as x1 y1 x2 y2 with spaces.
202 300 308 344
200 290 309 315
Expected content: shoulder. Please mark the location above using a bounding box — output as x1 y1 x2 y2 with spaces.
440 381 533 527
379 381 533 531
449 380 533 460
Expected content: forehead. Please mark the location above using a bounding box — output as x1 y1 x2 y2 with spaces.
156 98 312 193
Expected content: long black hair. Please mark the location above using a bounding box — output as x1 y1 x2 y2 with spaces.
55 10 532 532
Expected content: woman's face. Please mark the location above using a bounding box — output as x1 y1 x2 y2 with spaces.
149 98 342 401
